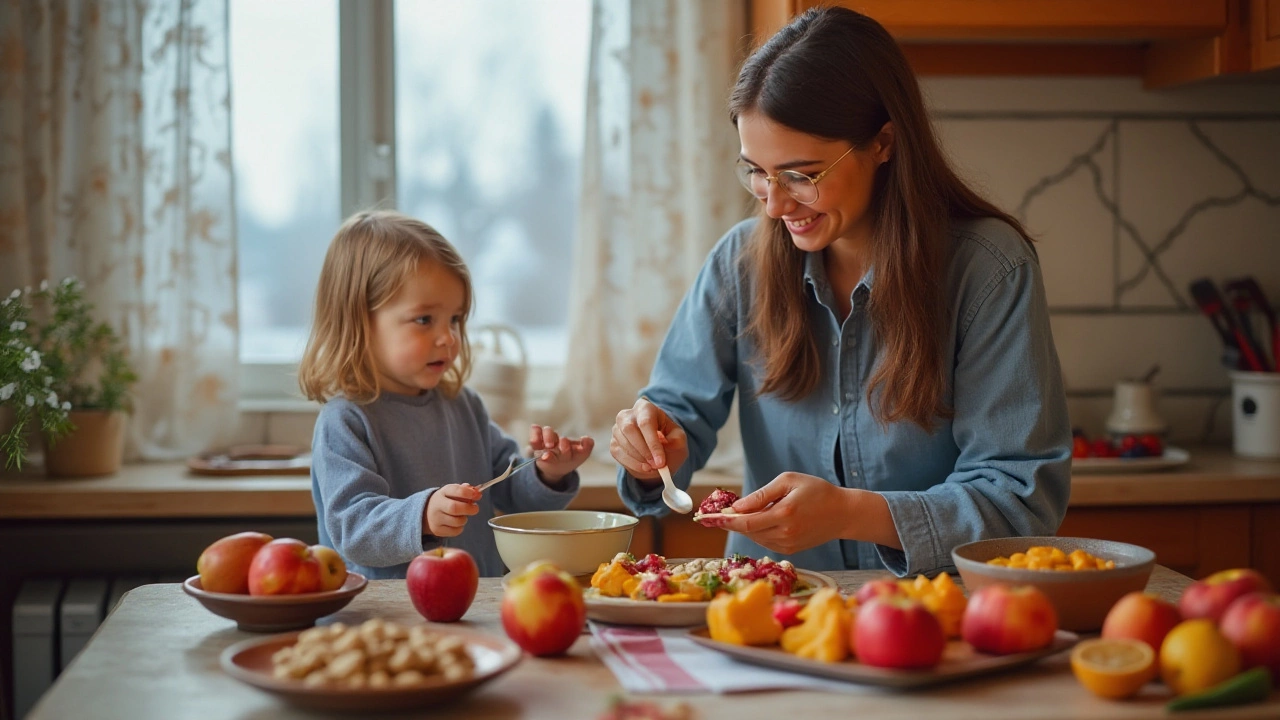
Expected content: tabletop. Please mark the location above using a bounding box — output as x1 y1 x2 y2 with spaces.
26 566 1280 720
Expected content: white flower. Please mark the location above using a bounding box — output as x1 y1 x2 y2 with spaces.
23 286 31 295
40 280 49 291
20 353 40 372
0 383 14 401
9 321 26 331
7 289 18 299
25 394 34 407
62 401 71 410
43 375 53 385
7 339 21 347
45 391 58 407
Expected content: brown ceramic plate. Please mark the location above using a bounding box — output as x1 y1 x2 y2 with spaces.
579 559 839 627
187 444 311 476
688 628 1078 689
220 626 522 712
183 573 367 632
951 536 1155 632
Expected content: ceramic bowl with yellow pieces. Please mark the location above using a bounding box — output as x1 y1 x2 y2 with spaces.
488 510 638 577
951 536 1155 632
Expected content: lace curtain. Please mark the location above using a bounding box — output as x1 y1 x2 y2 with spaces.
548 0 749 471
0 0 239 460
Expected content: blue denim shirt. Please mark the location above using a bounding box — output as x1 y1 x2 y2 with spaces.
618 217 1071 576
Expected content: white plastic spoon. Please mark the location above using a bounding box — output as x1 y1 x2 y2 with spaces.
658 465 693 514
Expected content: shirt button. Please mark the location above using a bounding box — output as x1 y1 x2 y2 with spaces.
831 404 839 415
844 392 853 401
831 337 839 347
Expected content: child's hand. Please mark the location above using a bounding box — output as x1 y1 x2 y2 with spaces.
529 424 594 485
424 483 480 537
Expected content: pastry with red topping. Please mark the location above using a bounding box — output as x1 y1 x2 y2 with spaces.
693 488 740 522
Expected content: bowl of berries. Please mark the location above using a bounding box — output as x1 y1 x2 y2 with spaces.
1070 429 1189 473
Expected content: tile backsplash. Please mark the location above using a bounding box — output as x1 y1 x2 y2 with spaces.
927 77 1280 443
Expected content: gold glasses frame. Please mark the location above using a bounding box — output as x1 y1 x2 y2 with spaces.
735 145 857 205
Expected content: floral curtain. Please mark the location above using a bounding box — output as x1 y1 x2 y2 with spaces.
548 0 750 471
0 0 239 461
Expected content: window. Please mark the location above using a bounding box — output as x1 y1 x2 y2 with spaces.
230 0 341 365
231 0 590 396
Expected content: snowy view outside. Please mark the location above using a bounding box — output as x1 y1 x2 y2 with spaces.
231 0 590 365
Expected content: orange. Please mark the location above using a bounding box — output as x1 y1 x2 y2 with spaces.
1070 638 1157 699
1159 619 1241 696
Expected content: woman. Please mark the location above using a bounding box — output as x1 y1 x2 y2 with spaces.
609 6 1071 576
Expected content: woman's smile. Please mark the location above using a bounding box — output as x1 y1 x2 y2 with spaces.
784 213 824 235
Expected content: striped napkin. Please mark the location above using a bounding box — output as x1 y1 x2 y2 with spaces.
588 622 867 695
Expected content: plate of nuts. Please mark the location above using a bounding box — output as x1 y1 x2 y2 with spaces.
220 618 522 712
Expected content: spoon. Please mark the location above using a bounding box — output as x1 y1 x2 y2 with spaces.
657 465 693 514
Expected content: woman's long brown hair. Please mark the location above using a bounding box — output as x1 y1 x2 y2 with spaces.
729 7 1031 430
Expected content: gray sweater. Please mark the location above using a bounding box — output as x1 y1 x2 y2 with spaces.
310 388 580 578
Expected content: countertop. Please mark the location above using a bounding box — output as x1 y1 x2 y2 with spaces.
26 566 1280 720
2 446 1279 520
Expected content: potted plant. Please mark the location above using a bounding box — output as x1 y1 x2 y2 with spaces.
1 279 138 476
1 283 73 471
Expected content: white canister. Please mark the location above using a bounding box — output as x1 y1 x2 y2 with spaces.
1230 371 1280 459
1105 381 1168 436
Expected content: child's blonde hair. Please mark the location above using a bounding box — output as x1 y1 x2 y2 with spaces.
298 210 473 403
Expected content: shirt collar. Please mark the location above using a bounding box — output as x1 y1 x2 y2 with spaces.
803 251 875 299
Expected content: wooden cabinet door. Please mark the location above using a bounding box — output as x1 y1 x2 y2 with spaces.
1254 0 1280 69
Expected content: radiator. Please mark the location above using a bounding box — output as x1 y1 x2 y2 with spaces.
11 574 178 719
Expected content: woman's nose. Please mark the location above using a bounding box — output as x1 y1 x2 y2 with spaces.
763 183 796 219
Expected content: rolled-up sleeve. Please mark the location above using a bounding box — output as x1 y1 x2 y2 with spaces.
877 257 1072 576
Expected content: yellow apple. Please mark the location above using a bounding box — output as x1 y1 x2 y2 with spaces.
310 545 348 592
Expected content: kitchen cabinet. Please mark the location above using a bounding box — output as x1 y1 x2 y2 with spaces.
1256 0 1280 69
750 0 1280 87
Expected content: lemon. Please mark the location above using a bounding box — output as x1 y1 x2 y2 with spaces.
1071 638 1157 699
1159 620 1241 696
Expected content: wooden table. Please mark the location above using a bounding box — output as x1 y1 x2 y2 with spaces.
26 567 1280 719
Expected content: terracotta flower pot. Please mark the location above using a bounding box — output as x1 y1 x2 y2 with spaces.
43 410 127 477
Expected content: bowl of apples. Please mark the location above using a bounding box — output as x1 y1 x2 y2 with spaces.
183 533 367 632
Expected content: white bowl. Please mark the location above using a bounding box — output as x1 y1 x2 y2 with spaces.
488 510 638 576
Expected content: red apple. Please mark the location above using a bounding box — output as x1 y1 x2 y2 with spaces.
196 531 273 594
247 538 323 595
1101 591 1182 653
853 578 906 606
962 584 1058 655
1219 592 1280 678
773 598 804 629
501 561 586 656
310 545 348 592
406 547 479 622
853 596 946 669
1179 569 1273 623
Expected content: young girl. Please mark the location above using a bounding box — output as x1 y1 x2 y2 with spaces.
299 210 593 579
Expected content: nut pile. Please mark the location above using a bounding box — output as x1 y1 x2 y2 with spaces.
271 619 474 688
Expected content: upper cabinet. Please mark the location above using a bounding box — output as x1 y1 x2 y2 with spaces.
750 0 1280 87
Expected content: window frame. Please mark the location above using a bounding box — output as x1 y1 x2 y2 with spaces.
238 0 564 416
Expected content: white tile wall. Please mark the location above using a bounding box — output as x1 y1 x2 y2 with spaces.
925 77 1280 441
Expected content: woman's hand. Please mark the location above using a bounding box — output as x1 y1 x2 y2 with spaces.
529 424 594 484
700 473 865 555
610 397 689 481
424 483 480 537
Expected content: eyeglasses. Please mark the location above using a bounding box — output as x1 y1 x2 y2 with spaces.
734 145 856 205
